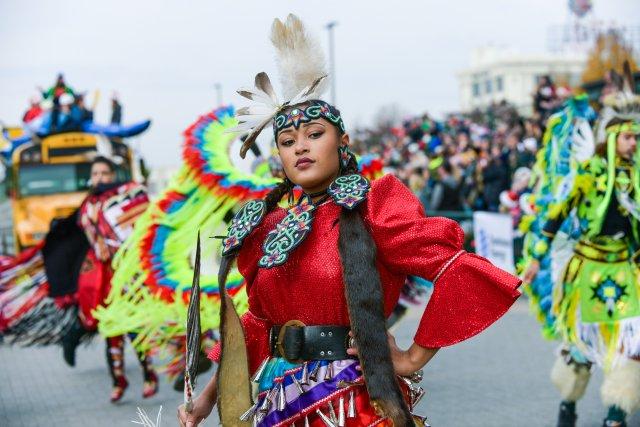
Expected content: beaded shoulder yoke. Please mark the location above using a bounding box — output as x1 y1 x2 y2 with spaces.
222 174 370 268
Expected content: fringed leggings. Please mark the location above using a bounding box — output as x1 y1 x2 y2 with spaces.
552 351 640 416
106 335 155 387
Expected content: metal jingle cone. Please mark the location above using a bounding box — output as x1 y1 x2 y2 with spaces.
411 386 426 407
327 401 338 423
324 362 334 381
259 395 272 414
291 374 305 395
399 376 413 388
252 414 260 427
277 382 287 411
255 407 267 424
259 387 276 414
309 361 321 382
304 415 310 427
347 390 356 418
240 401 259 421
414 414 430 427
316 409 338 427
410 369 424 383
300 362 310 385
251 356 270 383
338 395 346 427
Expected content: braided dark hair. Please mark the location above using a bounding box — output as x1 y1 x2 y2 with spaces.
216 178 292 423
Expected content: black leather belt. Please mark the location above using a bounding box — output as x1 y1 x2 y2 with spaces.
270 321 354 363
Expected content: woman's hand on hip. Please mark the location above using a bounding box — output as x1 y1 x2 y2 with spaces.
347 331 439 377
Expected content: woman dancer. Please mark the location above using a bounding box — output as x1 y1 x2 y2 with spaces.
178 15 520 426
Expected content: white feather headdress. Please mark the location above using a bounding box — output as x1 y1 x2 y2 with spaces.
595 62 640 144
228 14 330 158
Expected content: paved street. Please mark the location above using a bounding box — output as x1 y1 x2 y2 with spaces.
0 298 638 426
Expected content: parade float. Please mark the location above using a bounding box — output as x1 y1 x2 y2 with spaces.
0 76 150 254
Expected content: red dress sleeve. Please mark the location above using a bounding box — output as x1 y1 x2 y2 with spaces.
207 209 285 374
364 174 521 348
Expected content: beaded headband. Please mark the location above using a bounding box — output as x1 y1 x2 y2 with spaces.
273 100 345 137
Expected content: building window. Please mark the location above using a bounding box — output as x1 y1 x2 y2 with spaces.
472 82 480 97
485 79 492 94
496 76 503 92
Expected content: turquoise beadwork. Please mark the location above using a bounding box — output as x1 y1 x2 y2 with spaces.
327 174 370 210
222 200 267 256
259 197 315 268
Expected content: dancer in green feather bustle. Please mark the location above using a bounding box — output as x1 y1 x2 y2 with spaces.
523 64 640 427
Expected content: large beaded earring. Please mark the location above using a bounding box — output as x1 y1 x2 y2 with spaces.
338 145 356 172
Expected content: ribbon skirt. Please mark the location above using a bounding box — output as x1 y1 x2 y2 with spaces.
242 358 426 427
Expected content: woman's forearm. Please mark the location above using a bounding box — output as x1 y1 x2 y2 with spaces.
201 369 218 403
408 343 439 371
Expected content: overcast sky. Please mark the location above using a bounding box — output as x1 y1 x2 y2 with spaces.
1 0 638 167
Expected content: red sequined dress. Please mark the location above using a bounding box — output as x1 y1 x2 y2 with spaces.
210 174 521 426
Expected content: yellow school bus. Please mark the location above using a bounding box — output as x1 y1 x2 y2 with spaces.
5 132 134 252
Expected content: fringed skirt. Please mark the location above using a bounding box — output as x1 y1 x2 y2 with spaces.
241 358 427 427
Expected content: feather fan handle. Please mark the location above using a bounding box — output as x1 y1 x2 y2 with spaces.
184 232 202 413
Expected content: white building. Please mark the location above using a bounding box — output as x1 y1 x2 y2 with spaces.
457 47 586 115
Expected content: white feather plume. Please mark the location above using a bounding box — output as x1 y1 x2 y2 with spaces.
270 14 328 101
571 117 595 163
131 406 162 427
227 14 331 158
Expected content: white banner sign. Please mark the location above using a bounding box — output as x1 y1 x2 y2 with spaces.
472 211 515 273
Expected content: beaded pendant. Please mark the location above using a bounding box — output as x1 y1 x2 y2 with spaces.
257 174 370 269
222 200 267 256
259 195 315 268
327 174 370 209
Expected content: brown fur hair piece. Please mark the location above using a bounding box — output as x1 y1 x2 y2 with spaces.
338 207 415 426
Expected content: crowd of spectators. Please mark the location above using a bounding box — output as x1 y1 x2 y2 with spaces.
351 77 568 221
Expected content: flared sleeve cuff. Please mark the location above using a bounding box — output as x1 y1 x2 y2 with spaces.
414 252 521 348
207 342 221 362
207 310 272 375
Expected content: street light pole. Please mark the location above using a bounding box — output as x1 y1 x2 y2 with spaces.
325 21 338 105
214 83 223 106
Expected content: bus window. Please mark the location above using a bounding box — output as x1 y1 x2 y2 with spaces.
17 163 132 197
18 164 92 196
